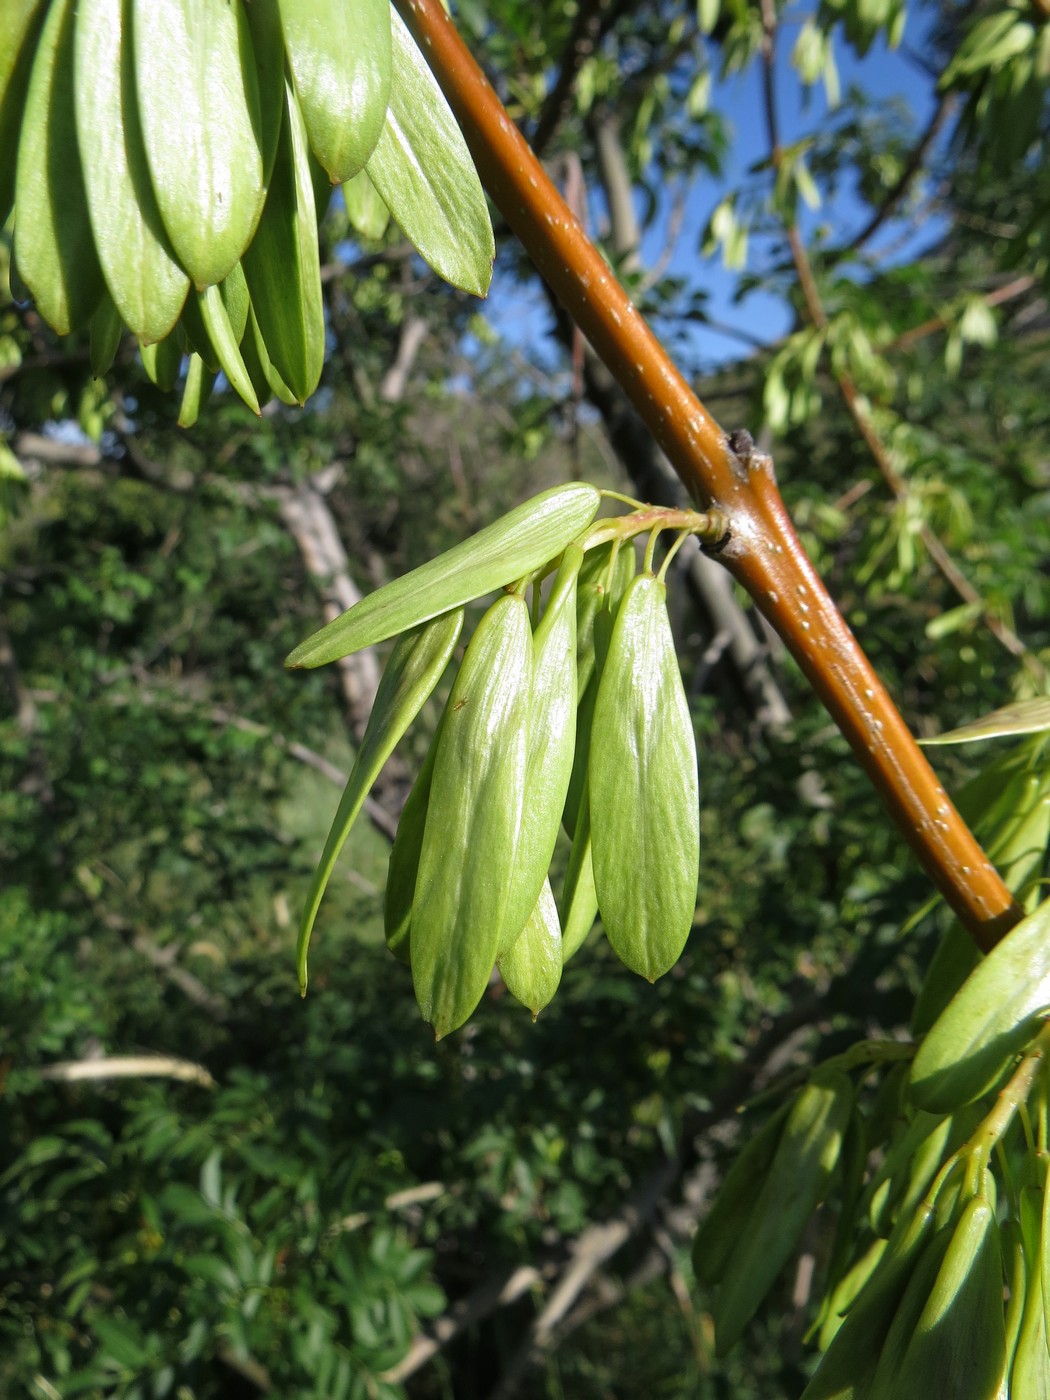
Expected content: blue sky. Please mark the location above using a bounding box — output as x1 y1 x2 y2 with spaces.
480 9 945 377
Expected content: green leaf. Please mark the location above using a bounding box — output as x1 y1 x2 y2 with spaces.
286 483 600 668
924 600 984 640
366 8 494 296
133 0 265 289
241 83 325 404
411 595 533 1037
278 0 391 183
14 0 105 334
794 154 821 210
92 1313 152 1370
921 698 1050 745
589 572 699 981
697 0 720 36
74 0 189 343
911 898 1050 1114
943 12 1034 84
296 610 463 992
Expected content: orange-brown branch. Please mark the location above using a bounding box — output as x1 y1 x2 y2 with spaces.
395 0 1022 952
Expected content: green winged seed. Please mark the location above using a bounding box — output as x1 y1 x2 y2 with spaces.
863 1110 946 1236
140 331 183 392
74 0 189 343
864 1105 982 1239
560 815 598 964
384 713 446 968
133 0 265 289
1010 1184 1050 1399
0 0 47 227
864 1220 959 1400
366 9 494 297
565 566 628 839
911 896 1050 1114
1000 1216 1027 1395
498 877 562 1018
297 610 463 993
499 545 582 957
561 587 621 962
575 541 636 702
589 572 699 981
242 0 286 187
194 281 260 415
1012 1257 1050 1399
15 0 105 334
181 260 250 373
278 0 391 183
884 1194 1005 1400
89 293 124 378
816 1237 888 1353
238 310 274 412
923 696 1050 745
243 305 298 407
411 595 533 1038
911 922 983 1039
714 1068 852 1356
343 168 391 242
286 484 601 669
241 82 325 404
692 1099 793 1289
177 351 215 429
802 1195 940 1400
913 747 1050 1035
818 1109 868 1319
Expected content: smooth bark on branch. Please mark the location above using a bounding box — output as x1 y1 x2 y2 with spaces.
394 0 1022 952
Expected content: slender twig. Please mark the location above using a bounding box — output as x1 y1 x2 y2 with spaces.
839 96 955 257
395 0 1021 952
530 0 627 157
888 274 1036 353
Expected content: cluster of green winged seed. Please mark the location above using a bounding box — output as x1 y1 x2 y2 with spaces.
2 0 493 421
287 481 728 1039
694 755 1050 1400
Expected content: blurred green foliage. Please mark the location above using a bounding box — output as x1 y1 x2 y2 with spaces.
2 0 1049 1394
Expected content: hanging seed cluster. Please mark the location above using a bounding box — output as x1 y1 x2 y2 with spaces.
2 0 493 421
693 868 1050 1397
287 482 726 1038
